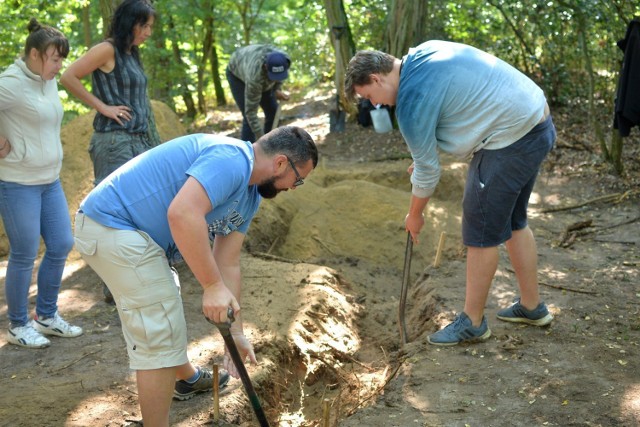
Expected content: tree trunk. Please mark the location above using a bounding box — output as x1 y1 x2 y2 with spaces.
323 0 357 115
149 17 173 108
168 16 197 118
211 43 226 106
98 0 119 38
82 5 92 48
197 0 214 114
574 8 608 162
385 0 428 57
610 61 625 174
234 0 266 45
610 130 623 174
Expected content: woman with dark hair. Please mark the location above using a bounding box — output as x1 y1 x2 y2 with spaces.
62 0 229 404
61 0 155 307
0 18 83 348
61 0 156 189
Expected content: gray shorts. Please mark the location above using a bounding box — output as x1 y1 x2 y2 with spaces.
74 212 189 370
462 116 556 247
89 130 153 186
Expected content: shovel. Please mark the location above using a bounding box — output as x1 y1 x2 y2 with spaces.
329 94 346 132
398 232 413 346
206 309 270 427
273 104 282 129
329 25 346 133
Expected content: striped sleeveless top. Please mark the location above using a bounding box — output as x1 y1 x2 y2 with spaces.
91 43 149 133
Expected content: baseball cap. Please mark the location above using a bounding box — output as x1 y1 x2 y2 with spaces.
266 51 290 81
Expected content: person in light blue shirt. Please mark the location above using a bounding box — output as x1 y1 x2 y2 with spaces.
74 126 317 426
345 41 556 346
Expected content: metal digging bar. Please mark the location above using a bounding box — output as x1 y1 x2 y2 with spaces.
398 231 413 346
206 310 270 427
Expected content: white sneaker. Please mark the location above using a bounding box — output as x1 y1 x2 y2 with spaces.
7 324 51 348
33 312 83 338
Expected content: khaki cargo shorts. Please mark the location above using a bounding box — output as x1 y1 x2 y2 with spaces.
74 212 189 370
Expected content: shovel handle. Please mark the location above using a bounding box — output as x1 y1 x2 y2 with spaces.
399 231 413 345
206 308 270 427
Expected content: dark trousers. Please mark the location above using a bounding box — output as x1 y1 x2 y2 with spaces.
226 68 278 142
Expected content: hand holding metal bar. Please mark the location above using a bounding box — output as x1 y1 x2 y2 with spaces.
398 231 413 346
205 308 270 427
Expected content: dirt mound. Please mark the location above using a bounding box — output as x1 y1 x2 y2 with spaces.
0 100 185 258
246 158 466 272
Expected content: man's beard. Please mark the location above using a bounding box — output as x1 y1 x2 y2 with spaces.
257 177 280 199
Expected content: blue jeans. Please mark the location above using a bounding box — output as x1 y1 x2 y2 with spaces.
226 67 278 142
0 179 74 327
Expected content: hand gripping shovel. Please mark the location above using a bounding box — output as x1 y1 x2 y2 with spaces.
398 232 413 346
206 309 270 427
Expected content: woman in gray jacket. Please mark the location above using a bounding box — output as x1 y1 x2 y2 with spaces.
0 18 83 348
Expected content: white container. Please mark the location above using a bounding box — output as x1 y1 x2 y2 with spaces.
370 105 393 133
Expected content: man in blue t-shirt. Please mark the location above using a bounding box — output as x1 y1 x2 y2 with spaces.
345 41 556 347
74 126 317 426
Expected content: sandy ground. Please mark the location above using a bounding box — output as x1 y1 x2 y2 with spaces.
0 93 639 427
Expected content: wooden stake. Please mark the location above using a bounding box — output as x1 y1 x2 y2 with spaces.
213 364 220 423
433 231 446 268
322 398 330 427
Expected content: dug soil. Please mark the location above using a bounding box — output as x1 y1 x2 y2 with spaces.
0 92 639 427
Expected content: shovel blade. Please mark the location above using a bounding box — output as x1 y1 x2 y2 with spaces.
273 104 282 128
329 109 346 132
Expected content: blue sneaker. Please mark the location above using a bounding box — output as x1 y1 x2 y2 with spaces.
497 298 553 326
427 312 491 346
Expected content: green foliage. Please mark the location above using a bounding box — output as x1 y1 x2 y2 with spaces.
258 0 330 84
0 0 85 71
2 0 637 121
345 0 389 51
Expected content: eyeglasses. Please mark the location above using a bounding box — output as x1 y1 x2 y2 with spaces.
287 157 305 187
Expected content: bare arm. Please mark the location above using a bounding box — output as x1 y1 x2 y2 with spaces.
0 137 11 159
60 42 130 125
167 177 240 323
406 193 429 241
212 232 244 331
403 162 430 243
213 231 258 376
0 73 17 158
